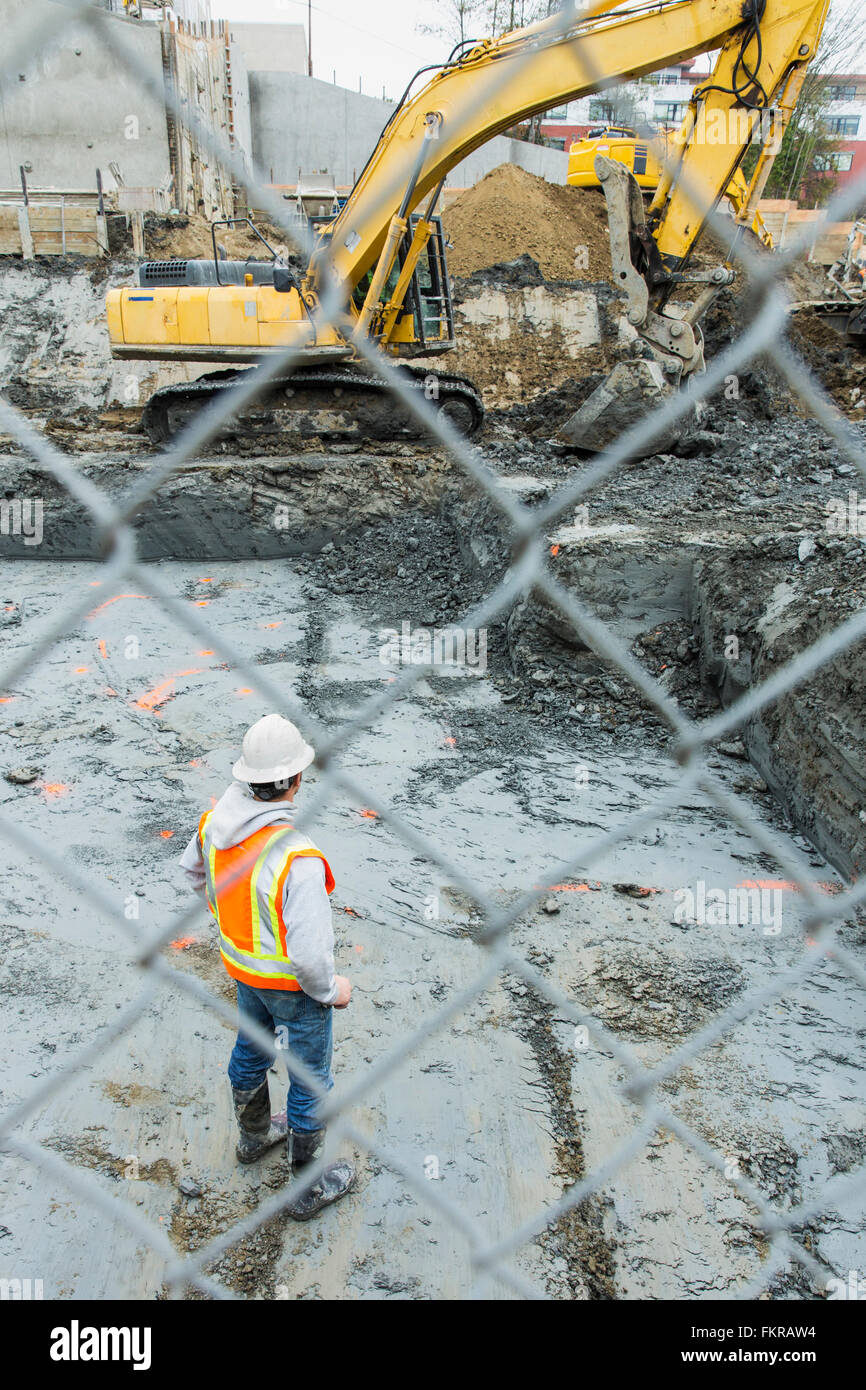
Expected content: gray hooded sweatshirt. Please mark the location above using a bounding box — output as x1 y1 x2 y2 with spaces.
180 782 337 1005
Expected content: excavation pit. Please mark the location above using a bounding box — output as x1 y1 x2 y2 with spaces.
2 474 864 1296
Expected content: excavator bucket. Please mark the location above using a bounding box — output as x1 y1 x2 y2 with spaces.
556 358 682 454
555 155 721 455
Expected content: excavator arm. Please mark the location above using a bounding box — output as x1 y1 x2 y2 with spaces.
310 0 827 300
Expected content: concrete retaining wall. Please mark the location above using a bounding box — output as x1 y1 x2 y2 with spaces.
249 71 569 189
0 0 170 191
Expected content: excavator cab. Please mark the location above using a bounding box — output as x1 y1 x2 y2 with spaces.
380 213 457 355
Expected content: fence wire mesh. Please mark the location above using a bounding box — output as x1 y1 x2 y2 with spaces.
1 0 866 1300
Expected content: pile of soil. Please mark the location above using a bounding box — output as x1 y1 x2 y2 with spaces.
444 164 611 281
140 212 299 264
788 307 866 416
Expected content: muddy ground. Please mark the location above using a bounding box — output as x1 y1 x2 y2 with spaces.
1 190 865 1300
0 558 864 1300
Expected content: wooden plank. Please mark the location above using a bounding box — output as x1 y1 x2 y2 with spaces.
131 211 145 258
28 207 98 231
17 206 33 259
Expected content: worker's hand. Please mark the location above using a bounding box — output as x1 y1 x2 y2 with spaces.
333 975 352 1009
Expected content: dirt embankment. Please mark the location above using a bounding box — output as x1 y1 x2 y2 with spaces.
140 212 299 264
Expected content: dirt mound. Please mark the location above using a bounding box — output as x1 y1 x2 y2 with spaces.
141 212 298 263
789 307 866 415
444 164 611 281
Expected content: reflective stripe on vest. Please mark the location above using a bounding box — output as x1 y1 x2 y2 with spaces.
198 809 335 991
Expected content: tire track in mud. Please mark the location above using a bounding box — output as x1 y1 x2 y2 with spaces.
504 958 618 1299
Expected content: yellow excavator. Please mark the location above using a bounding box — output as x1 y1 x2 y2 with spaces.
567 125 774 249
106 0 829 450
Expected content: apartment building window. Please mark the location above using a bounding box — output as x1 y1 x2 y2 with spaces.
814 151 855 172
654 101 685 123
546 105 568 120
829 84 857 101
826 115 860 137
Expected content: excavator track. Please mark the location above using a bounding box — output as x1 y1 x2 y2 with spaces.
140 364 484 447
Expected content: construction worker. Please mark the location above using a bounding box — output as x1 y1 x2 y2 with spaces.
180 713 354 1220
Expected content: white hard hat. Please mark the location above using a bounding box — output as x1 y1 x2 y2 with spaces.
232 713 315 784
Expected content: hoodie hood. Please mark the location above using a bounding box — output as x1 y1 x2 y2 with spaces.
205 781 296 850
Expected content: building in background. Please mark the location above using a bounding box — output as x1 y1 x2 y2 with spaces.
101 0 213 19
539 61 710 149
816 75 866 194
0 0 251 217
539 65 866 203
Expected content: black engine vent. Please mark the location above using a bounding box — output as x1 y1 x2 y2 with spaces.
139 260 190 286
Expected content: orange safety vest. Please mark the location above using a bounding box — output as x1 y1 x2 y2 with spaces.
198 810 335 990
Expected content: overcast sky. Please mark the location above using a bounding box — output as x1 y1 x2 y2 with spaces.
213 0 866 103
216 0 444 102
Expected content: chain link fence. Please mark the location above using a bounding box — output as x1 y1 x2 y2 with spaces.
1 0 866 1300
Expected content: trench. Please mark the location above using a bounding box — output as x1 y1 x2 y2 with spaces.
1 438 865 1299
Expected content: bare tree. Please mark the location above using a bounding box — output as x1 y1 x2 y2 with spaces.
417 0 486 50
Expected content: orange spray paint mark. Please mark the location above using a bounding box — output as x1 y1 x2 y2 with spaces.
104 687 117 697
548 883 593 892
97 640 108 659
0 696 14 704
134 667 203 712
262 621 282 630
86 594 149 619
550 544 560 557
738 879 799 892
170 936 197 950
74 666 88 674
159 830 175 839
40 783 69 798
198 577 213 583
4 605 15 612
444 736 456 746
198 650 214 656
358 809 378 820
194 600 210 608
238 687 252 695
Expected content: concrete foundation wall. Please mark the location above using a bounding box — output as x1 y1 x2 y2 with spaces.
0 0 170 191
249 71 569 189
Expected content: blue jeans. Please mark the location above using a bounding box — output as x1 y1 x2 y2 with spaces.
227 981 334 1133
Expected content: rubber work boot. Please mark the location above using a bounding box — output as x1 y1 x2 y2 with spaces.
231 1080 288 1164
286 1127 355 1220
